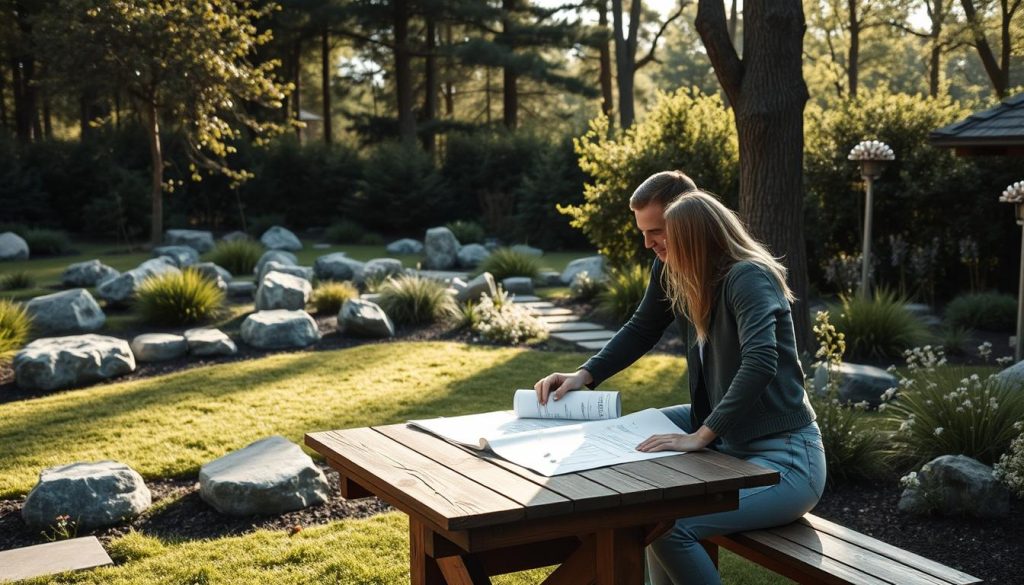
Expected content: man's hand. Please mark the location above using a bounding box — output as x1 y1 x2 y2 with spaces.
636 425 717 453
533 370 593 405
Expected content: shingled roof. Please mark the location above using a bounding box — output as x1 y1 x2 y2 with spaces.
930 93 1024 155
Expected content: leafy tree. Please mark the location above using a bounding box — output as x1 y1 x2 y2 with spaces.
36 0 291 245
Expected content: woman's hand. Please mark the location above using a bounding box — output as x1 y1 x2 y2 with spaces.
636 425 717 453
534 370 593 405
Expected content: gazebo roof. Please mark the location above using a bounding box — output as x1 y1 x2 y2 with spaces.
930 93 1024 155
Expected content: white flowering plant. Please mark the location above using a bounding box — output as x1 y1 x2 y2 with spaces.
999 181 1024 204
994 421 1024 498
470 287 548 345
848 140 895 161
883 347 1024 466
569 270 605 302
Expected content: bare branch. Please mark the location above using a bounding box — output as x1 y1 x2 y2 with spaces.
636 2 686 70
695 0 742 100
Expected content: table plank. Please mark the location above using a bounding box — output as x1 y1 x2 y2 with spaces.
476 454 621 512
611 460 706 499
578 468 662 505
652 452 748 491
694 449 780 488
375 424 573 519
307 429 523 530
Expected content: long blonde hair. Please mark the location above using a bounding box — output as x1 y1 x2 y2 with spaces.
661 191 794 343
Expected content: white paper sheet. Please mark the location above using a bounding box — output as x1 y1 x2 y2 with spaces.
407 410 579 449
512 389 620 420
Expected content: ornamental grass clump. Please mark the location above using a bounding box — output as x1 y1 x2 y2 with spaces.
470 287 547 345
883 348 1024 467
310 281 359 314
808 311 888 485
206 239 263 276
944 292 1016 332
0 299 32 354
474 248 541 282
0 271 34 291
376 274 457 326
830 289 927 361
596 264 649 325
135 269 225 326
445 220 485 244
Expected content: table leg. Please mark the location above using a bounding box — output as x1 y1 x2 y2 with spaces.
595 527 645 585
436 555 491 585
410 519 446 585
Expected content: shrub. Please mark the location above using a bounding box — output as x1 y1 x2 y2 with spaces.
994 422 1024 498
569 270 605 302
0 299 32 354
324 219 367 244
310 281 359 315
944 292 1016 332
245 213 286 238
206 240 263 276
0 271 34 291
563 88 738 268
474 248 541 282
596 264 649 325
470 287 548 345
829 290 927 361
22 228 72 256
883 347 1024 467
358 232 385 245
135 269 225 326
352 141 447 232
445 220 485 245
810 311 888 485
376 274 457 326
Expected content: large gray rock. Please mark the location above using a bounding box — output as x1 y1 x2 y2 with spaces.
561 256 606 285
898 455 1010 518
164 229 215 253
254 250 298 278
339 299 395 338
25 289 106 335
199 436 329 516
538 270 562 287
423 227 460 270
97 257 180 304
184 328 237 356
130 333 187 362
362 258 404 283
260 226 303 251
14 334 136 391
258 261 313 283
510 244 543 257
221 230 250 242
314 253 364 283
995 360 1024 390
152 245 200 268
240 310 321 349
386 238 423 255
227 281 257 299
455 272 498 304
60 260 119 288
22 461 151 530
0 231 29 261
812 362 898 407
256 271 312 311
502 276 534 296
457 244 491 269
193 262 233 283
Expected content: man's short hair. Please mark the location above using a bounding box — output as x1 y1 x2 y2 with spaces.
629 171 698 210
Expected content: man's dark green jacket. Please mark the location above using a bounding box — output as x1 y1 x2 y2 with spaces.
581 259 816 445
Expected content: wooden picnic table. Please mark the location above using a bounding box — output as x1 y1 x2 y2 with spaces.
306 423 779 585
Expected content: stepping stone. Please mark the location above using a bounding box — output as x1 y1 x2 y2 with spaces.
546 321 604 333
530 307 575 317
510 295 542 303
519 301 555 309
551 330 617 342
0 537 112 582
536 314 580 324
578 340 610 350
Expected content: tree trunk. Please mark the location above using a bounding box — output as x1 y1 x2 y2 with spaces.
696 0 813 354
485 67 492 124
960 0 1008 97
321 26 332 145
293 38 302 141
611 0 639 129
12 55 36 143
0 61 7 130
394 0 416 141
502 0 518 129
423 17 438 152
847 0 859 97
42 93 52 139
598 0 615 123
145 100 164 247
444 24 455 117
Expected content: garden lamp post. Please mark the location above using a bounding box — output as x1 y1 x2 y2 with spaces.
848 140 895 298
1000 181 1024 362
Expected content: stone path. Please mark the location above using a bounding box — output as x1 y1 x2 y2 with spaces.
510 296 616 352
0 537 112 582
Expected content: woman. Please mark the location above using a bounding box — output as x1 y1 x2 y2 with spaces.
535 190 825 585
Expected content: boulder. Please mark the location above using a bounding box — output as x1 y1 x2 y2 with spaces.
455 272 498 304
898 455 1010 518
423 227 460 270
386 238 423 255
22 461 151 531
221 230 250 242
184 328 238 356
152 245 200 268
130 333 187 362
164 229 215 253
502 276 534 296
97 257 180 304
339 299 395 338
258 261 313 283
0 231 29 261
314 252 364 283
199 436 329 516
561 256 606 285
254 250 298 278
457 244 491 269
537 270 562 287
510 244 543 257
260 226 303 251
24 289 106 335
227 281 257 299
240 310 321 349
193 262 233 283
255 271 312 311
363 258 404 283
14 334 136 391
995 360 1024 391
60 260 119 288
812 362 898 407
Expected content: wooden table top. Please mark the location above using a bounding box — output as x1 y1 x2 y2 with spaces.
306 423 780 535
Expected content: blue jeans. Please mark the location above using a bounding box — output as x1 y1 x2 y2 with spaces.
646 404 826 585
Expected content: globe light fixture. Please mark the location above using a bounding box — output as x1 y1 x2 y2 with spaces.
848 140 895 297
1000 181 1024 362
